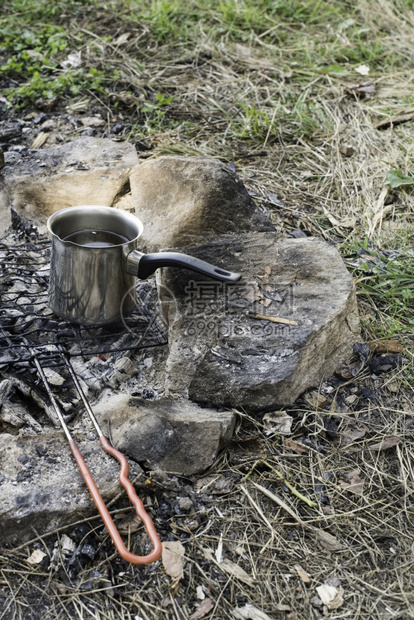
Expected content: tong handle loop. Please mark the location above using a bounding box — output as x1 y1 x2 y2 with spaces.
69 437 162 565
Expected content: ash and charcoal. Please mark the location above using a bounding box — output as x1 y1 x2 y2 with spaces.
0 230 167 428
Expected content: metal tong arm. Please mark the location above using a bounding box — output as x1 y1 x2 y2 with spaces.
32 346 162 565
69 436 162 565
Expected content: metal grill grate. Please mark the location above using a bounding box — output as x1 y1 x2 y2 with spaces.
0 235 168 367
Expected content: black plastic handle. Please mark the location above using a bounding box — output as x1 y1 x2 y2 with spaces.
137 252 241 283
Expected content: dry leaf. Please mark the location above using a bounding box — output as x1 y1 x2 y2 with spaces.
196 585 205 600
313 528 344 552
322 206 355 229
219 559 255 586
195 475 217 491
315 584 344 610
204 549 255 586
340 426 366 448
294 564 311 583
232 604 274 620
114 32 131 45
195 475 234 495
339 469 364 495
386 381 399 393
368 436 401 451
369 339 404 354
284 438 310 454
304 391 330 411
189 598 215 619
26 549 47 566
335 360 363 379
242 282 264 304
31 132 49 149
263 411 293 435
162 541 185 589
116 512 141 534
80 116 106 127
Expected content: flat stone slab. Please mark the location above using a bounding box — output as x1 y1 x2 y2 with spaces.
0 137 138 235
0 430 144 545
159 232 361 411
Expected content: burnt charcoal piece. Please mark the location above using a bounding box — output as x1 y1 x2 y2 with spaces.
353 342 371 362
79 543 96 561
360 386 375 400
324 417 338 440
369 354 401 375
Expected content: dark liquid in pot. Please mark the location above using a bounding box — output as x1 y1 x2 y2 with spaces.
62 229 129 247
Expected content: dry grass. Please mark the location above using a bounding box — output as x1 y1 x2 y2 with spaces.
1 380 414 619
1 0 414 618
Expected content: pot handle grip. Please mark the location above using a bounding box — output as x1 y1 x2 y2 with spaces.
132 251 241 283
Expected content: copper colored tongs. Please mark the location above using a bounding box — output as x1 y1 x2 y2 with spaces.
32 347 162 565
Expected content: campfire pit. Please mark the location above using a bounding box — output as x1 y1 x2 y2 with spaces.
0 146 360 547
0 231 168 427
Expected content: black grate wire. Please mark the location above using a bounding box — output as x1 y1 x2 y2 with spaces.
0 236 168 369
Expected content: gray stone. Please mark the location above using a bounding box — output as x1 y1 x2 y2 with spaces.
178 497 193 512
0 137 138 236
159 233 360 411
94 394 236 475
129 156 272 250
0 430 145 545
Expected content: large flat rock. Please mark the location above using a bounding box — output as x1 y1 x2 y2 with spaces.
159 233 361 411
130 156 272 250
0 137 138 235
0 430 145 545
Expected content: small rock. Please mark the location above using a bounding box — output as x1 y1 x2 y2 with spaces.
310 596 323 608
111 123 124 134
288 228 307 238
339 145 355 157
79 543 96 561
95 394 236 475
40 119 56 131
33 113 47 125
178 497 193 512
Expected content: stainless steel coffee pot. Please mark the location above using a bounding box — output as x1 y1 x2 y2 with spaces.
47 205 241 325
